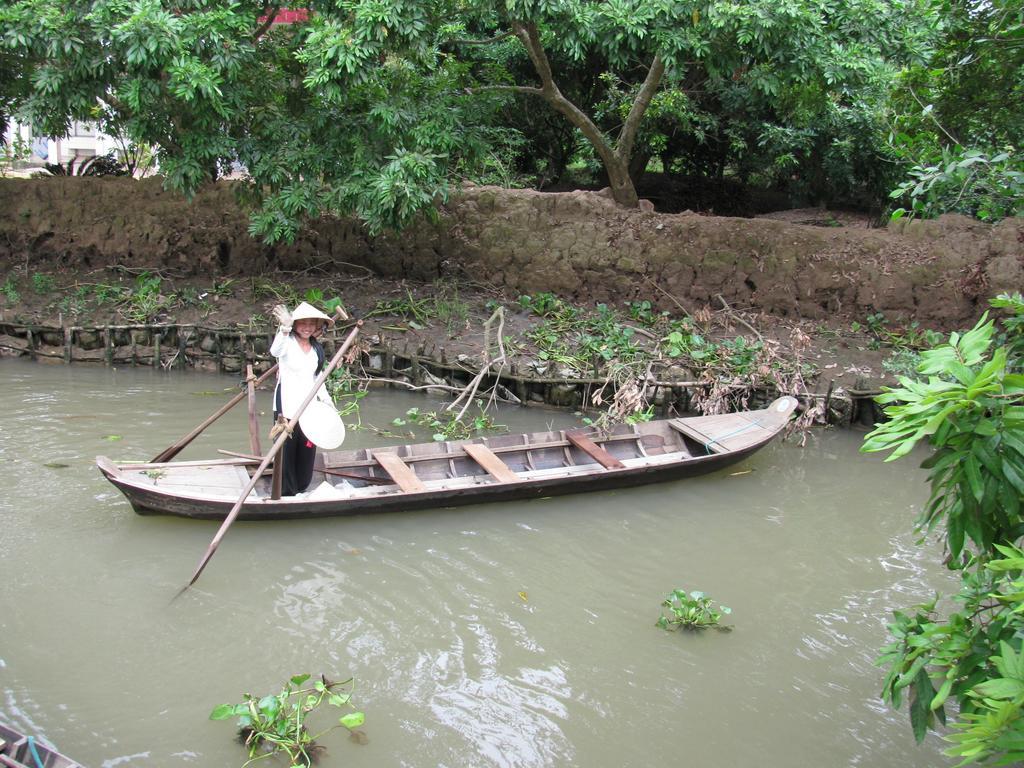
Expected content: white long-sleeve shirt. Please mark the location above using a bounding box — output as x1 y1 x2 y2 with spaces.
270 330 331 419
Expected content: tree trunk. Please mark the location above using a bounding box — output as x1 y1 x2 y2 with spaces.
628 151 651 186
606 157 639 207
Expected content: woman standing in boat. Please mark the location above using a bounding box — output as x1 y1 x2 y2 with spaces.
270 301 334 495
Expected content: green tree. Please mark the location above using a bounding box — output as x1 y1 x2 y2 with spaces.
452 0 934 208
0 0 505 240
886 0 1024 221
2 0 941 238
894 0 1023 150
862 293 1024 762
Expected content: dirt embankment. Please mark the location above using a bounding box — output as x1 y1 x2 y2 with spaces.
1 177 1021 330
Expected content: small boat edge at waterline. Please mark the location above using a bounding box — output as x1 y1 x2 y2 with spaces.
0 721 85 768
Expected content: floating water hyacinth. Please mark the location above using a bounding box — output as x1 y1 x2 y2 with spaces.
657 589 733 632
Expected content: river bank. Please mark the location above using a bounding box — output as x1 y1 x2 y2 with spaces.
0 272 923 428
2 177 1021 427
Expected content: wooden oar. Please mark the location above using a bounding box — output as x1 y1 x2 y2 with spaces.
179 321 362 592
152 364 278 463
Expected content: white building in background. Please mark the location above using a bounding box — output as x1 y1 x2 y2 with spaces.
4 119 119 168
54 121 121 162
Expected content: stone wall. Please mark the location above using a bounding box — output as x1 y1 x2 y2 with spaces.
0 319 876 426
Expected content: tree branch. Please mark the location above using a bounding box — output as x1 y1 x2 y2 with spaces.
468 84 544 96
509 20 619 173
253 3 281 42
908 84 961 146
716 294 763 342
617 55 665 163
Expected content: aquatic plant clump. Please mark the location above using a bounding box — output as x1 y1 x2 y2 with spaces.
657 589 733 632
210 673 365 767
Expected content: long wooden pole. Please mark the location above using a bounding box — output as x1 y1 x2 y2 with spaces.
245 364 262 457
151 364 278 463
181 322 362 590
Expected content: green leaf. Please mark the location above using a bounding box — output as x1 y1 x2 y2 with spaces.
910 667 935 743
930 676 953 710
1003 460 1024 496
328 692 351 707
948 512 965 561
946 360 976 386
258 695 280 716
965 454 986 502
209 704 236 720
972 678 1024 700
290 674 311 686
340 711 365 729
896 654 929 691
973 440 1002 476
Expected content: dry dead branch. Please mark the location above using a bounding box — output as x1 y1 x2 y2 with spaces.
716 294 763 342
445 306 508 421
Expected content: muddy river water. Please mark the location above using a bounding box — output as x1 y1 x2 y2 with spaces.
0 358 957 767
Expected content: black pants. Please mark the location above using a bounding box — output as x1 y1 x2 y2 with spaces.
280 421 317 496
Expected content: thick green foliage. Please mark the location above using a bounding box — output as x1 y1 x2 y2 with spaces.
6 0 1013 225
597 0 926 204
875 549 1024 762
863 307 1024 560
862 294 1024 763
887 0 1024 221
893 0 1023 150
0 0 504 239
890 147 1024 222
455 0 932 206
0 41 29 142
2 0 946 234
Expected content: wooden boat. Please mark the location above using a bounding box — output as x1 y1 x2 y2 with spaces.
96 396 798 521
0 722 84 768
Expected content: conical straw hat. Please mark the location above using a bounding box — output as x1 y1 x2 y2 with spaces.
291 301 333 324
300 401 346 449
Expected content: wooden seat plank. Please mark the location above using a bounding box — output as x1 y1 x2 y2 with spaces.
371 450 426 492
463 443 519 483
565 431 626 469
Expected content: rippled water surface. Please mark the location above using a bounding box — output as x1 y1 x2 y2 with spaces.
0 358 958 767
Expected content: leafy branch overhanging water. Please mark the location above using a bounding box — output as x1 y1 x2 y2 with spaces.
862 292 1024 762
